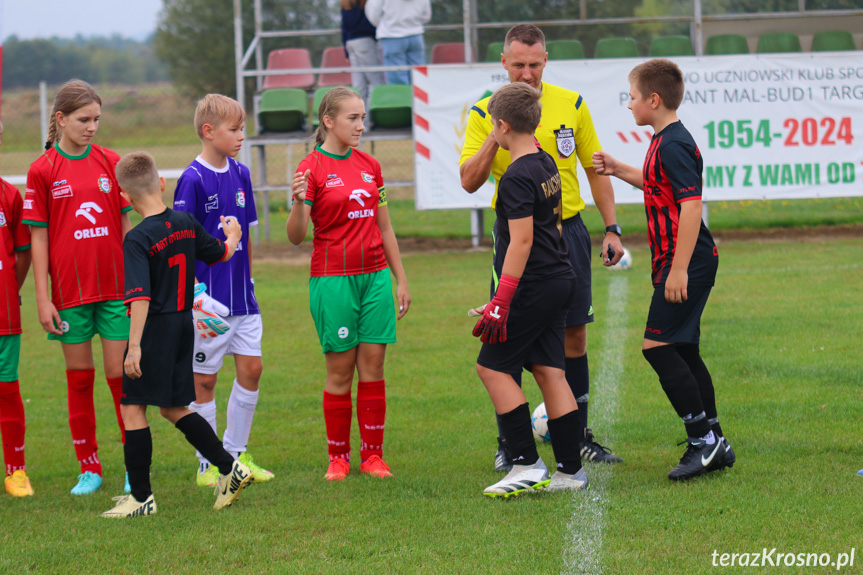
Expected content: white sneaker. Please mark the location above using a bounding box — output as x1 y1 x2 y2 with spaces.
546 467 590 492
213 460 253 510
100 493 157 518
483 458 549 498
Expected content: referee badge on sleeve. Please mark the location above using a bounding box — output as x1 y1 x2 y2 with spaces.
554 126 575 159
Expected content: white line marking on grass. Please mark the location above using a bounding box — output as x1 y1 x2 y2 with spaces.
562 274 629 575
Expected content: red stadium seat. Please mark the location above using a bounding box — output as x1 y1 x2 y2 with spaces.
431 42 466 64
262 48 316 91
317 47 353 88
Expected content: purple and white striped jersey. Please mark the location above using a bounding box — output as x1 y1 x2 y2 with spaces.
173 156 259 315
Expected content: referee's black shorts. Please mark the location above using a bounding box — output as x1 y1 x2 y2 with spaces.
122 311 196 408
477 276 576 375
644 283 713 345
562 214 594 327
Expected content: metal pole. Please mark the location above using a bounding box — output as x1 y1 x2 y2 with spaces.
693 0 704 56
39 81 48 147
234 0 244 107
470 208 484 247
254 0 264 92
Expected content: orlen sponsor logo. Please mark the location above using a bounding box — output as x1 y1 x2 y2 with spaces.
74 202 109 240
347 209 375 220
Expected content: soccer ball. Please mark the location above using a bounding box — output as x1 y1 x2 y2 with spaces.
531 402 551 443
608 246 632 271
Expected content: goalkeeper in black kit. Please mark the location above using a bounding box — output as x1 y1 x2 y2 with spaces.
472 83 588 498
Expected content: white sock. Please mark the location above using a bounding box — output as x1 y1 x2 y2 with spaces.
189 399 217 466
222 379 259 458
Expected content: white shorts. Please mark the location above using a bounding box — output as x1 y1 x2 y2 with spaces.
192 314 263 374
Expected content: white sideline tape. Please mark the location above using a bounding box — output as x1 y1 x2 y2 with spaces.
563 274 629 575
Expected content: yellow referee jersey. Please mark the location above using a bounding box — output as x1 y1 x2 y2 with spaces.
459 81 602 220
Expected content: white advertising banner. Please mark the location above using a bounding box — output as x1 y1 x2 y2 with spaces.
412 53 863 209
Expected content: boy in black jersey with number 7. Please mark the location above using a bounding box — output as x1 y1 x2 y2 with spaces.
100 152 253 518
472 83 587 497
593 59 734 481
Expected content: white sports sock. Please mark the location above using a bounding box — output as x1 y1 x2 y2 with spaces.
222 379 259 458
189 400 217 465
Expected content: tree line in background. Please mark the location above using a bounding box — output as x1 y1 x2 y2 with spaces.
3 0 859 100
2 35 169 90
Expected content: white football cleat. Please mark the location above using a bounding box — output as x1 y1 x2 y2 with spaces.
483 458 549 498
546 467 590 492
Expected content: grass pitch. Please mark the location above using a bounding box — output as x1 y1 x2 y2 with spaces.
5 236 862 574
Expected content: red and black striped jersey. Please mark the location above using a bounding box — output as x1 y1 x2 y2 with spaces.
642 121 717 286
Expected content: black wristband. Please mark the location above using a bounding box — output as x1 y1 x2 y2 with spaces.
605 224 622 237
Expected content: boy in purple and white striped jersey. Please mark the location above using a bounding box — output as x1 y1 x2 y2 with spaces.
172 94 274 487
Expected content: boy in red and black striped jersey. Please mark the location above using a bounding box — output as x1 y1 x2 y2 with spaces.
593 59 734 481
0 119 34 496
100 152 252 518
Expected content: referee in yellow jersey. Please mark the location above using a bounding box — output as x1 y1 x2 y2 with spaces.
460 24 625 471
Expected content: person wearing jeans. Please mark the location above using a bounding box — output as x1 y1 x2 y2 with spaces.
341 0 385 122
365 0 431 85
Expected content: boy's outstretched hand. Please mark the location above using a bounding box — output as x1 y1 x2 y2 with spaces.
592 151 618 176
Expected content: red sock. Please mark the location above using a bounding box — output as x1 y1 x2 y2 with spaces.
106 376 126 444
357 380 386 462
67 369 101 475
0 380 27 474
323 391 352 462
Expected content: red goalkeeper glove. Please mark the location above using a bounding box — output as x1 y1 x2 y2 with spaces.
472 274 520 344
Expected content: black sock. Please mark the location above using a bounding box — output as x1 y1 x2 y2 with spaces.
175 413 234 475
124 427 153 502
495 371 523 439
498 403 538 466
642 346 710 438
547 410 583 475
677 344 723 436
565 355 589 439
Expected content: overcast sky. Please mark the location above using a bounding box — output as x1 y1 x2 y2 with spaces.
2 0 162 41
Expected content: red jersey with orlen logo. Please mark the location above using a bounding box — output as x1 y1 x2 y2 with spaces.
1 178 31 335
23 144 132 310
298 146 388 277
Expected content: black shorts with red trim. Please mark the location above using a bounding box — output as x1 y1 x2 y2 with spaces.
122 311 196 408
477 276 576 375
644 283 712 345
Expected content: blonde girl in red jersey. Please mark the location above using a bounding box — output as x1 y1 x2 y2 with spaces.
287 87 410 481
23 80 132 496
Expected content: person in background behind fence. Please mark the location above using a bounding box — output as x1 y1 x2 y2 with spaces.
364 0 431 85
341 0 386 127
23 79 132 497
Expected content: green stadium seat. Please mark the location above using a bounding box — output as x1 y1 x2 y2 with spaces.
546 40 585 60
705 34 750 55
311 86 359 127
649 35 694 57
811 30 857 52
757 32 802 54
594 37 639 59
257 88 308 133
485 42 504 62
368 84 412 129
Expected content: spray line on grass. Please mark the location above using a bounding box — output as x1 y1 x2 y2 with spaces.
562 273 629 575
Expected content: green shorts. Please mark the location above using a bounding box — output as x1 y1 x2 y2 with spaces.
310 269 397 353
0 335 21 381
48 300 130 344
